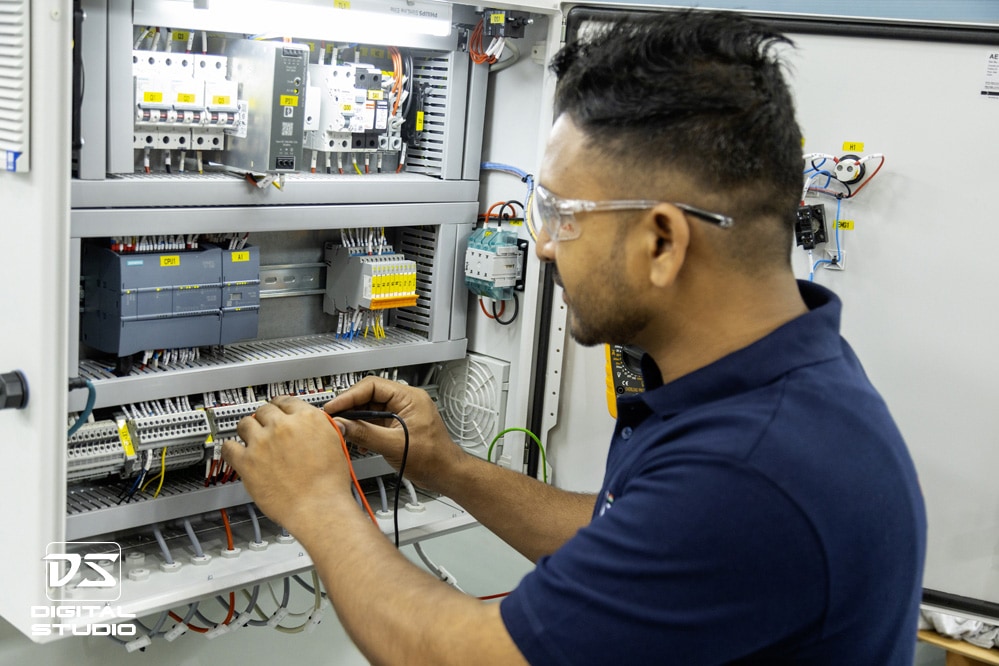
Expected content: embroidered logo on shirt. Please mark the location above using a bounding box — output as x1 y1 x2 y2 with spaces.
599 491 615 517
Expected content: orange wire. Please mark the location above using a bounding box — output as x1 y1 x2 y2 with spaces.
220 509 235 550
222 591 235 625
479 298 505 319
167 611 210 633
849 155 885 198
324 412 379 526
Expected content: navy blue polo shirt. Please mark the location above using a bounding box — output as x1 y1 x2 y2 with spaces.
501 281 926 665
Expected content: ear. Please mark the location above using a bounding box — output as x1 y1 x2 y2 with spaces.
644 203 690 288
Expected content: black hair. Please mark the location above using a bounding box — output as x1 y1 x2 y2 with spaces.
551 10 803 270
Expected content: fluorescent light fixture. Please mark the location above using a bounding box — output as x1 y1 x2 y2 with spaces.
135 0 453 45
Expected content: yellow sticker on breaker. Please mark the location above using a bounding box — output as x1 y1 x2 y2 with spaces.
280 95 299 107
160 255 181 267
143 91 164 103
490 12 506 23
212 95 231 106
342 104 353 113
334 0 350 8
232 251 250 263
173 31 189 41
367 90 384 101
118 422 136 458
837 220 855 230
176 93 196 104
415 110 425 131
842 141 865 152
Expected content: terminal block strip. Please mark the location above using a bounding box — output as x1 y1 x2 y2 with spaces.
67 420 128 483
126 409 213 451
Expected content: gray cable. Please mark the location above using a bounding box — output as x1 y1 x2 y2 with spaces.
182 519 205 558
246 504 263 545
152 525 174 565
413 542 442 578
402 477 420 506
375 477 390 514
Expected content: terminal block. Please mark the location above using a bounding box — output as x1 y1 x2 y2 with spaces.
206 401 265 437
67 420 127 483
323 243 418 312
123 441 207 477
125 409 212 451
464 227 525 301
298 390 340 408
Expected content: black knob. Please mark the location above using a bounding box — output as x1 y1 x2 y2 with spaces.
0 371 29 410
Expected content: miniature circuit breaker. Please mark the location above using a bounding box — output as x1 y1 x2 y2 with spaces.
322 242 418 313
464 227 524 301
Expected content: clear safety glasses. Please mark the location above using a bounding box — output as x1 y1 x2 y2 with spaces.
528 183 734 242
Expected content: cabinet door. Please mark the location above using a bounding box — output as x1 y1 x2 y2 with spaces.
0 0 73 639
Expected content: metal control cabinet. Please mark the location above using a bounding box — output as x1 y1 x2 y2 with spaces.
0 0 503 643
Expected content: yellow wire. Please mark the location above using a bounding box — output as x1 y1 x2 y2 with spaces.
144 447 167 498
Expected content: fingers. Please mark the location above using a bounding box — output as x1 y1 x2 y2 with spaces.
323 376 405 415
220 438 245 470
336 417 402 456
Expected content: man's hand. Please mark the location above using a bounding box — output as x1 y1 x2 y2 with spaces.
323 376 467 494
222 395 354 534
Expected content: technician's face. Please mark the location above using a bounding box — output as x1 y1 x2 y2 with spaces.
534 116 651 347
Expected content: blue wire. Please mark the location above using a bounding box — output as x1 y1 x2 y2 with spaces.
809 259 833 282
67 378 97 438
480 162 535 210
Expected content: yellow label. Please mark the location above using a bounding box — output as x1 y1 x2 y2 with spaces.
801 137 806 148
232 251 250 263
212 95 231 106
368 47 385 59
173 30 189 41
176 92 196 104
842 141 865 153
334 0 350 8
118 422 136 458
280 95 299 107
508 218 524 227
837 220 855 230
367 90 384 101
415 110 425 132
342 103 353 112
160 255 181 267
483 230 493 237
143 91 164 103
490 12 506 24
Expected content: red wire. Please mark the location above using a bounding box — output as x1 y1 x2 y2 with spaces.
479 298 505 319
324 412 379 526
167 611 210 633
478 592 510 600
849 155 885 198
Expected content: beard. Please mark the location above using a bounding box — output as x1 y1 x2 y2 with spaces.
559 266 650 347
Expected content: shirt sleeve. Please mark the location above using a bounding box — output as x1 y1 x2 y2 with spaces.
499 454 828 665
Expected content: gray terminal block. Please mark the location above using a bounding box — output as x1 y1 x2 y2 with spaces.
220 39 310 172
219 245 260 344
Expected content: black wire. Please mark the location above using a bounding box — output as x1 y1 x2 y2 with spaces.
333 410 409 547
491 292 519 326
499 200 524 223
388 414 409 548
293 573 328 598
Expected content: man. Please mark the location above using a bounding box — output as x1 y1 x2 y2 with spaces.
223 10 926 664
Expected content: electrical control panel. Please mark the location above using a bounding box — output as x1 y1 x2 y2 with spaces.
0 0 521 648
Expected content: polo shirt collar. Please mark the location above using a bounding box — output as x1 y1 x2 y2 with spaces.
631 281 844 419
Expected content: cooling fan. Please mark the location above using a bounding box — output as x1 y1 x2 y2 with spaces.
436 353 510 456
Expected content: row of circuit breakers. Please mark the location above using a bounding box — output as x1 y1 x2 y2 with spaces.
133 35 411 173
81 241 418 359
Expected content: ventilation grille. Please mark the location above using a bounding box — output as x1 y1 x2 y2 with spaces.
395 226 437 334
405 53 451 178
437 353 510 452
0 0 28 172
